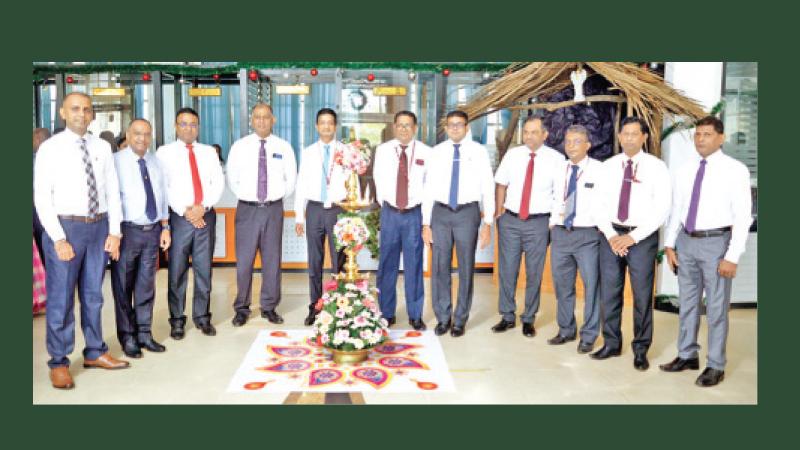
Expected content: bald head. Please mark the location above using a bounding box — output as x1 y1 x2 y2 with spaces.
126 118 153 157
33 128 51 152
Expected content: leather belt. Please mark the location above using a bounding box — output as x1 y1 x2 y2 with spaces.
239 199 281 208
383 202 420 214
58 212 107 223
307 200 341 210
436 201 478 213
122 221 160 231
506 211 550 220
554 225 597 232
612 223 637 233
684 226 732 238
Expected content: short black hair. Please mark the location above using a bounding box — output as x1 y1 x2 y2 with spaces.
394 110 417 125
695 115 724 134
316 108 337 125
176 107 199 121
620 116 649 135
446 110 469 122
522 115 548 133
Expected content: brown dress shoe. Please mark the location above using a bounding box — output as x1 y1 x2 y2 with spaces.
50 367 75 389
83 353 131 370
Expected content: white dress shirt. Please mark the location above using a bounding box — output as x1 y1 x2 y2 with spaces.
34 128 122 241
550 156 603 227
373 138 431 208
155 140 225 214
114 148 169 225
495 144 565 216
226 133 297 202
293 140 348 224
422 138 495 226
596 150 672 243
664 149 753 263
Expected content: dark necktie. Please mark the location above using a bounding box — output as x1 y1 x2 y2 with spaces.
684 159 707 233
186 143 204 205
79 138 99 217
518 152 536 220
138 158 158 222
257 139 268 202
448 144 461 209
564 164 579 229
396 144 409 209
617 159 633 222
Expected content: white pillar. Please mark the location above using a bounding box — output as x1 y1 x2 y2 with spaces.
657 62 723 296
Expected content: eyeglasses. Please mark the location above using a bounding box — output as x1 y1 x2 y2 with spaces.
564 139 587 146
177 122 198 129
447 122 467 129
394 123 415 130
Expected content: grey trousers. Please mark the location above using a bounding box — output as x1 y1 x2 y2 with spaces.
431 202 480 327
233 201 284 315
675 229 733 370
598 229 658 355
305 201 346 308
496 212 549 324
550 225 601 343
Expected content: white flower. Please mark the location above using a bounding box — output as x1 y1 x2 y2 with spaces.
354 316 368 327
334 329 349 342
352 339 365 350
318 311 333 326
335 308 346 319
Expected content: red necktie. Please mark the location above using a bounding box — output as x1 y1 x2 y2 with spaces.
396 145 409 209
187 143 204 205
518 152 535 220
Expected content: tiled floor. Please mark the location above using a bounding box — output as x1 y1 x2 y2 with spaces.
32 269 757 404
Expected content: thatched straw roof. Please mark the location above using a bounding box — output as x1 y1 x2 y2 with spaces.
457 62 707 156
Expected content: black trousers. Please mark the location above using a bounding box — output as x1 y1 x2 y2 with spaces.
168 209 216 327
305 201 346 308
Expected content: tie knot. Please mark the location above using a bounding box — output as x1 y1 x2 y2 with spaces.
324 144 330 152
400 145 408 151
626 159 633 166
530 152 536 159
571 164 579 172
138 158 146 166
700 159 707 165
260 139 266 145
453 144 461 150
186 143 193 151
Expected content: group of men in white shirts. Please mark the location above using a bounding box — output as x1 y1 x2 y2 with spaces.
35 93 751 391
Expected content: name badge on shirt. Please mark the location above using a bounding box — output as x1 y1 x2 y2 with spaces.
584 182 594 188
415 159 425 166
272 153 283 159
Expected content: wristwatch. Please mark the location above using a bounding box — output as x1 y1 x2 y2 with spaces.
162 223 171 231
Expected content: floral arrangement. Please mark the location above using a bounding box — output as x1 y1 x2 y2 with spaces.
334 139 371 175
333 212 370 252
312 278 389 351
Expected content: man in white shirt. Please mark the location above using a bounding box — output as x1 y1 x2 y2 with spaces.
493 116 564 338
374 111 431 331
111 119 171 359
34 92 129 389
294 108 348 326
660 116 753 387
547 125 602 353
591 117 671 371
227 104 297 327
156 108 225 339
422 110 495 337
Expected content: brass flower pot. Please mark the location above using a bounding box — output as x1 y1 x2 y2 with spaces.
330 348 370 365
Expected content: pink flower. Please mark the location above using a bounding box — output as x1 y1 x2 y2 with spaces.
323 279 339 292
314 298 324 311
355 279 368 291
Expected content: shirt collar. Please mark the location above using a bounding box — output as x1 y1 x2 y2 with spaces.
570 155 589 169
63 127 88 142
699 148 723 163
623 149 644 164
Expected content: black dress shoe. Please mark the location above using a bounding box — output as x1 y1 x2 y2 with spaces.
450 326 465 337
491 319 515 333
547 334 576 345
577 341 594 354
170 325 185 340
590 346 621 360
304 311 318 326
199 323 216 336
139 338 166 353
434 321 451 336
409 319 426 331
522 323 535 338
232 312 248 327
261 310 284 324
659 356 700 372
695 367 725 387
634 354 650 371
122 340 142 359
385 317 396 327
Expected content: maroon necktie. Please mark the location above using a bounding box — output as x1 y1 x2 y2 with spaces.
396 145 409 209
518 152 535 220
617 159 633 222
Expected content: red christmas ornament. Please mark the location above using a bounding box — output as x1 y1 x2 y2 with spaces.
442 68 451 77
367 73 375 82
212 73 220 81
310 68 319 77
66 76 74 84
248 70 259 81
141 73 151 82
